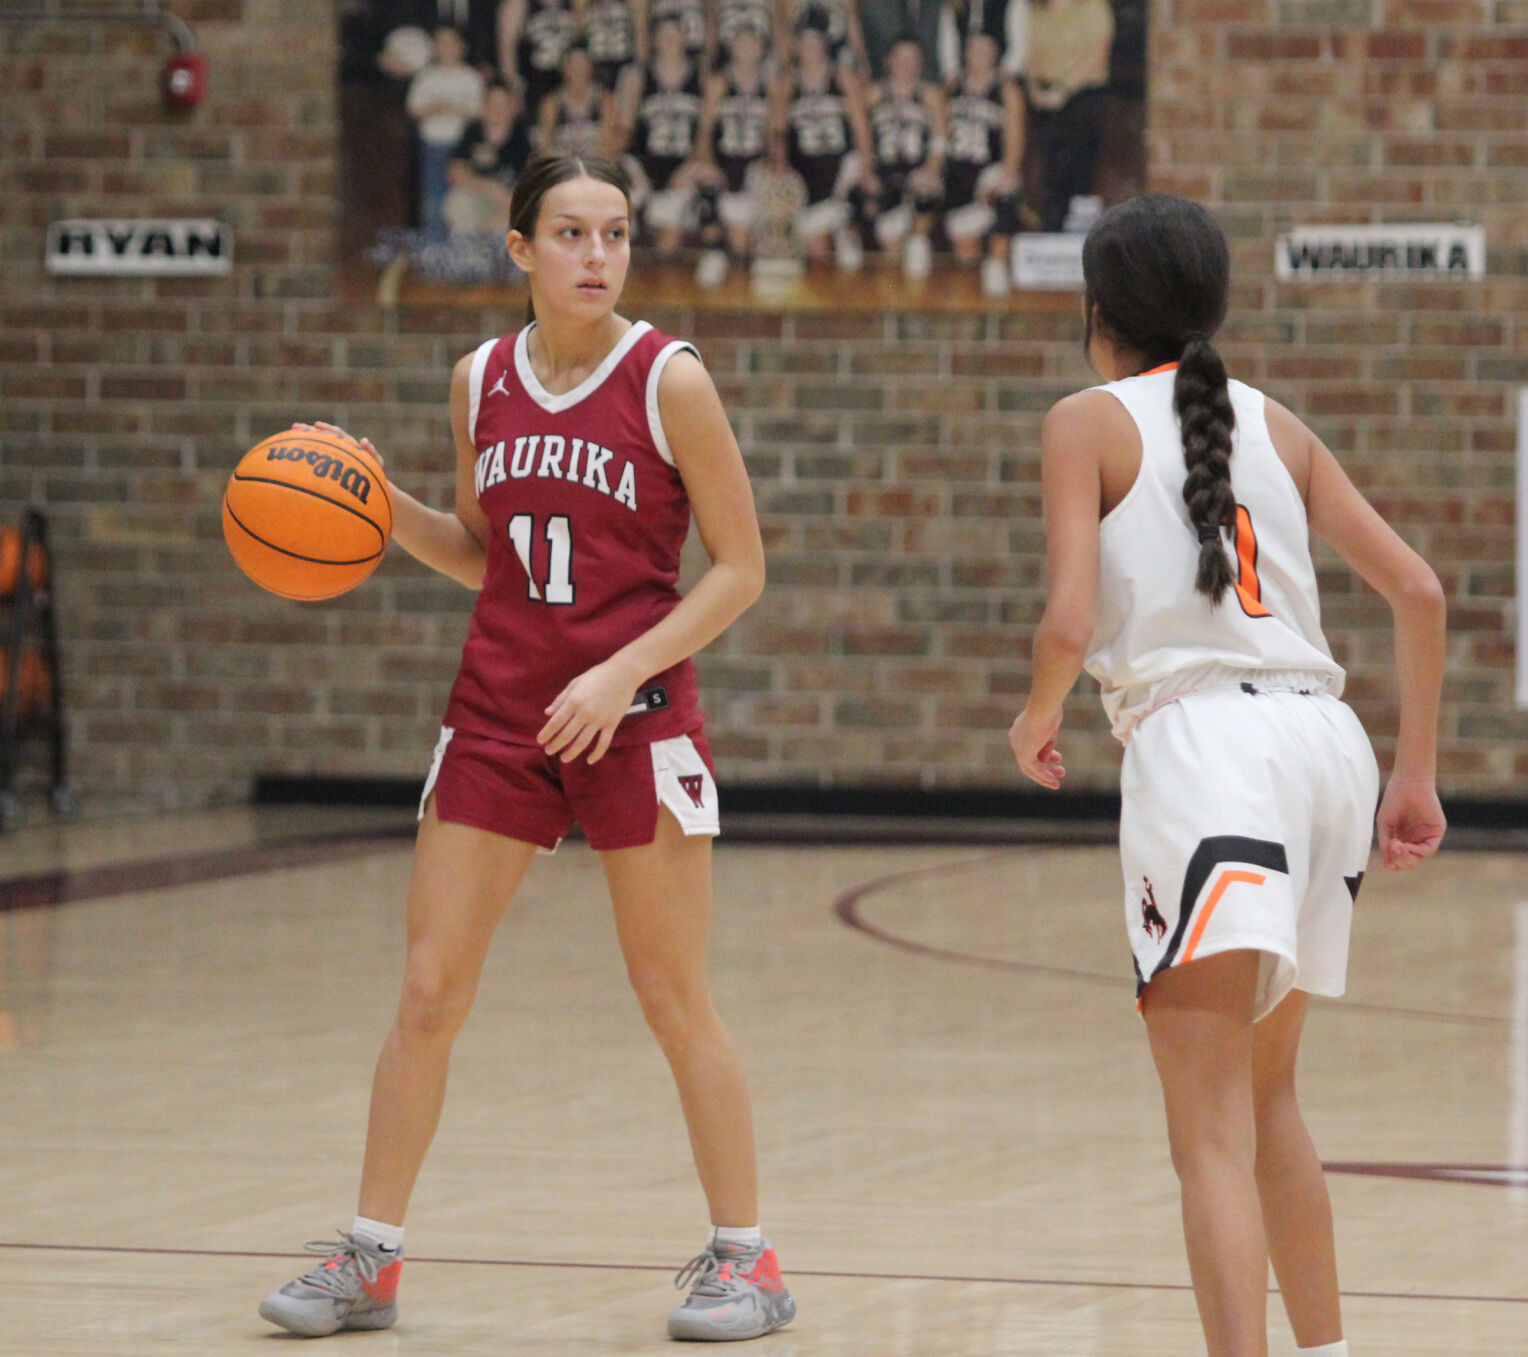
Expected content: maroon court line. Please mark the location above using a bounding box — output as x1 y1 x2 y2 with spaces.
0 1242 1524 1306
1325 1162 1528 1189
833 851 1526 1029
0 829 414 913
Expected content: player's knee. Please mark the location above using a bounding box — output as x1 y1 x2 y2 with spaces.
1163 1101 1256 1181
1251 1065 1299 1129
396 964 474 1041
626 965 709 1051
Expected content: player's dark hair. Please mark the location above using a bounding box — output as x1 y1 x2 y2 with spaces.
507 153 631 324
1082 194 1236 604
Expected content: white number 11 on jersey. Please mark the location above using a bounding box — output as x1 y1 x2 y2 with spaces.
507 513 575 605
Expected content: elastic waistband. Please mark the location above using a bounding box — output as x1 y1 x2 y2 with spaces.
1110 665 1342 742
1221 670 1337 698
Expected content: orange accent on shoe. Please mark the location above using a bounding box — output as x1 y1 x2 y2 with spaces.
742 1249 784 1293
361 1259 403 1303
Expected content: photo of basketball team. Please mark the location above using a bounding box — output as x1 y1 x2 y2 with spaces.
339 0 1146 293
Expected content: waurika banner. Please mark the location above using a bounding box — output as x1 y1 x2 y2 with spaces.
1274 223 1485 281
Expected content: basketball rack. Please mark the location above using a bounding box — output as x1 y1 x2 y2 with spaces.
0 509 75 831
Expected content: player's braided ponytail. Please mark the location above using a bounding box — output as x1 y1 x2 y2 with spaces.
1080 195 1237 604
1175 331 1236 603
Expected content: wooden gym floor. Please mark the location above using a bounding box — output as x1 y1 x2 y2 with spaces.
1 805 1525 1354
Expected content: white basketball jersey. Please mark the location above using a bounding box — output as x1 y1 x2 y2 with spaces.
1084 367 1345 742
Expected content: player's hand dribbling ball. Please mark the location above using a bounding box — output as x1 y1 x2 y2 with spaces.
222 427 393 600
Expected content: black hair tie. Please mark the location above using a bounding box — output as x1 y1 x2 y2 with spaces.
1197 524 1222 544
1183 330 1208 347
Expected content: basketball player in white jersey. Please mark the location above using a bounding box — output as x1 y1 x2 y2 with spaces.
1009 195 1447 1357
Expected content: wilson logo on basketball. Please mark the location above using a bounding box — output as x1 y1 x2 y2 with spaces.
266 445 374 505
677 774 706 808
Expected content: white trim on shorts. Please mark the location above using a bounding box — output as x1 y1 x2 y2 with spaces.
418 725 455 820
651 733 720 837
417 725 717 843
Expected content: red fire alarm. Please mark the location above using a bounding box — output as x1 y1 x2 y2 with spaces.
163 52 207 108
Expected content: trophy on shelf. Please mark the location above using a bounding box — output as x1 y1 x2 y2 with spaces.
746 132 808 296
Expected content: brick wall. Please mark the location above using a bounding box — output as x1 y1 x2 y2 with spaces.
1147 0 1528 791
1 0 1524 817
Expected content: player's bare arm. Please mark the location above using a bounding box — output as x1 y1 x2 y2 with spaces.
920 81 947 180
843 0 871 74
495 0 527 80
1009 390 1116 788
630 0 650 61
290 359 488 590
843 75 878 189
696 70 726 163
340 355 489 591
538 89 560 148
1266 398 1447 869
1000 76 1024 185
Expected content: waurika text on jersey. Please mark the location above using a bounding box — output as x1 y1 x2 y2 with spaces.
474 435 640 511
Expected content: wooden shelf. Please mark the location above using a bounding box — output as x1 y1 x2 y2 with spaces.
341 254 1083 315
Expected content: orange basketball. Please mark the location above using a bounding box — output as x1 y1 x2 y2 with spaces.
222 430 393 601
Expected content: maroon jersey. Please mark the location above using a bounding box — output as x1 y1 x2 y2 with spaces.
443 321 703 746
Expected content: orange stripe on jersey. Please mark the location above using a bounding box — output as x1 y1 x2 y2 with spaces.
1139 361 1179 377
1181 869 1267 963
1232 504 1273 618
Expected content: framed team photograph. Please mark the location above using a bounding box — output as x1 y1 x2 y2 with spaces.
336 0 1148 301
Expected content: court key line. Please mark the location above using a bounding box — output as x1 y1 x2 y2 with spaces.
834 850 1528 1030
0 1241 1524 1307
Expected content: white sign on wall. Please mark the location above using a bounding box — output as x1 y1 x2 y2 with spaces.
45 219 232 276
1275 223 1484 281
1013 233 1086 291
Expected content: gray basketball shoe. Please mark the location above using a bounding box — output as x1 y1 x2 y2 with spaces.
667 1238 796 1341
258 1233 403 1337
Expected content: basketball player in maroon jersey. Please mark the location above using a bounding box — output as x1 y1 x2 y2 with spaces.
259 153 795 1343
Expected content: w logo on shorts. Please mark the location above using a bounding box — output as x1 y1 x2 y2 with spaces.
677 774 706 808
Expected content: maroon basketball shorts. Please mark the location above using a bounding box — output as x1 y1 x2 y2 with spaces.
418 725 719 851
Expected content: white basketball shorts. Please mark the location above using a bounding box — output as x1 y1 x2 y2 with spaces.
1119 682 1379 1020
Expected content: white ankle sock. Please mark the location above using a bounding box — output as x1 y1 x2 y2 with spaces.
352 1215 404 1253
710 1224 762 1249
1298 1342 1348 1357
